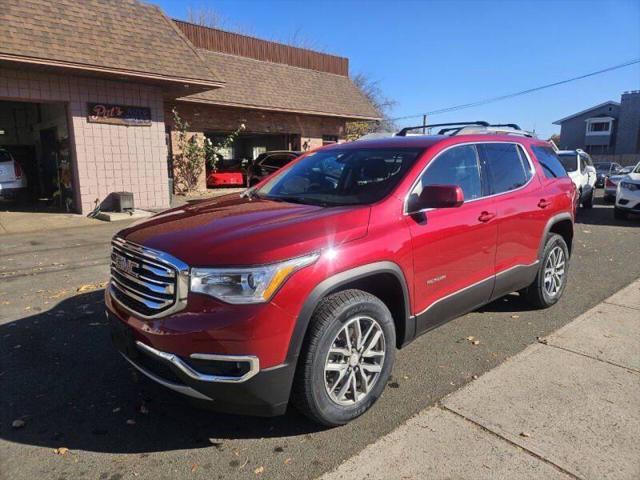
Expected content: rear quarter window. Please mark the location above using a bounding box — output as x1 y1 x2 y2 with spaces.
531 146 568 179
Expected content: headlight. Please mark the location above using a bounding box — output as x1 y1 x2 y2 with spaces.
190 253 319 304
620 181 639 191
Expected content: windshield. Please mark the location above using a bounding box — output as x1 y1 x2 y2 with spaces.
595 163 612 172
558 154 578 172
634 163 640 174
256 147 423 206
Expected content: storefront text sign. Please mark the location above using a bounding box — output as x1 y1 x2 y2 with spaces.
87 103 152 126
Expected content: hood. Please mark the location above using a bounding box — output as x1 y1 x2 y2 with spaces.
624 172 640 183
118 194 371 266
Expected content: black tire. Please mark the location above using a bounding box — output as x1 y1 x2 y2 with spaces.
522 234 569 309
582 188 594 208
614 207 627 220
292 289 396 426
603 194 615 203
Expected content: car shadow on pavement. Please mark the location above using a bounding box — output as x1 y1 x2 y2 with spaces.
476 292 534 314
575 194 639 227
0 291 322 454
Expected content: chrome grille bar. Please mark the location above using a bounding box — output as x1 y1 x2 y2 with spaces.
109 237 189 319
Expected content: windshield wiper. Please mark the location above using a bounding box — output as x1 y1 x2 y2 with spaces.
267 195 332 207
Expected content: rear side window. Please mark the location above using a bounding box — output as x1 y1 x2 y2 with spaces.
480 143 531 195
0 150 12 162
417 145 482 201
532 146 568 179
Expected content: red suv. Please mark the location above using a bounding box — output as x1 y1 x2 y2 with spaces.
107 122 575 426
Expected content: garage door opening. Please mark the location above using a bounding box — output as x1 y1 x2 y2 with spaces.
0 100 76 212
205 131 300 169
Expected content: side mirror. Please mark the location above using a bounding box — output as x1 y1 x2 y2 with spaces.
407 184 464 214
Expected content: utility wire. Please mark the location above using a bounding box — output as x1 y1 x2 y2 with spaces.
390 58 640 122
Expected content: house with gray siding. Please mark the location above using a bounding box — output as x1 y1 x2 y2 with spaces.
553 91 640 155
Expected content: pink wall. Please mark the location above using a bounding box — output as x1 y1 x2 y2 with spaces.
0 67 170 214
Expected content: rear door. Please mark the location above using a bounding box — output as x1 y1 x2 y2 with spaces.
478 142 545 298
406 143 497 333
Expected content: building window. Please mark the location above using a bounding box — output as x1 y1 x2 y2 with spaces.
585 117 613 136
322 135 338 145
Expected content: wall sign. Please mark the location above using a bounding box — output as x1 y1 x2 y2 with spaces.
87 103 152 126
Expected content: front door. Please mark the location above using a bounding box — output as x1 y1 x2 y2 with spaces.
405 143 497 334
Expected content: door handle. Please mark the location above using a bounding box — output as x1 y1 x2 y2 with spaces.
478 211 496 223
538 199 551 209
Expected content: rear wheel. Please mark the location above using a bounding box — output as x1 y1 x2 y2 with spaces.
292 289 395 426
582 188 594 208
522 234 569 309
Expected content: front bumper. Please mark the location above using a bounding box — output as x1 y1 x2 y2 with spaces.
615 188 640 212
109 311 295 416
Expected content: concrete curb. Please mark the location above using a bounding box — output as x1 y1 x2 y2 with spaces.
320 279 640 480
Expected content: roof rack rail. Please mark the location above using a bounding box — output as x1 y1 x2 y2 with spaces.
395 121 489 137
456 123 534 138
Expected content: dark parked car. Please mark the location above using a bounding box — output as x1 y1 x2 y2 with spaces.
108 122 575 426
246 150 300 187
594 162 622 187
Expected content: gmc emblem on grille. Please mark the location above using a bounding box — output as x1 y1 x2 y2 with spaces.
113 253 139 276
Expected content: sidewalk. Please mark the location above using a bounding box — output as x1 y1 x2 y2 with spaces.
321 280 640 480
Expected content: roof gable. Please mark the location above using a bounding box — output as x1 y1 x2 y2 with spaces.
553 101 620 125
0 0 222 87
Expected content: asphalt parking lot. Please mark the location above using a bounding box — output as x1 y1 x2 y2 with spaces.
1 191 639 480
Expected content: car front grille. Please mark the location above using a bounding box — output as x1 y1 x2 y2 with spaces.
110 237 188 319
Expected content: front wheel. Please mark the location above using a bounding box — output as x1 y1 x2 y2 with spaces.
522 234 569 309
292 289 396 426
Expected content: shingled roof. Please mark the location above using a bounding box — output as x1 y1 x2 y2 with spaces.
0 0 222 88
180 49 381 120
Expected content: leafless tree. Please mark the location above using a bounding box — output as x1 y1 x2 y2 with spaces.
351 73 397 133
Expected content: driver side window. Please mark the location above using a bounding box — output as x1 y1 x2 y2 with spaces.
412 145 482 201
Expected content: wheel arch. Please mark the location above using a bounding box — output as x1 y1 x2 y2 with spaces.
286 262 415 365
539 213 574 257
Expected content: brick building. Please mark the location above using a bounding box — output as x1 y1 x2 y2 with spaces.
0 0 378 214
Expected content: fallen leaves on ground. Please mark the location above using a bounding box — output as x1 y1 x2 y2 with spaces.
519 432 531 438
54 447 69 455
76 282 107 293
11 419 25 429
254 466 264 475
284 458 292 465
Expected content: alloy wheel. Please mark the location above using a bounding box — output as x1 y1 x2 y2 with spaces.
323 316 386 406
544 246 565 297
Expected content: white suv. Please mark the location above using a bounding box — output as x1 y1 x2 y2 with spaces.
557 150 596 208
0 148 27 200
614 162 640 219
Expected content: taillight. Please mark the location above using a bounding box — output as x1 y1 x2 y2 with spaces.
14 162 22 179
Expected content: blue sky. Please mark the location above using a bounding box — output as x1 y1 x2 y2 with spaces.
156 0 640 138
